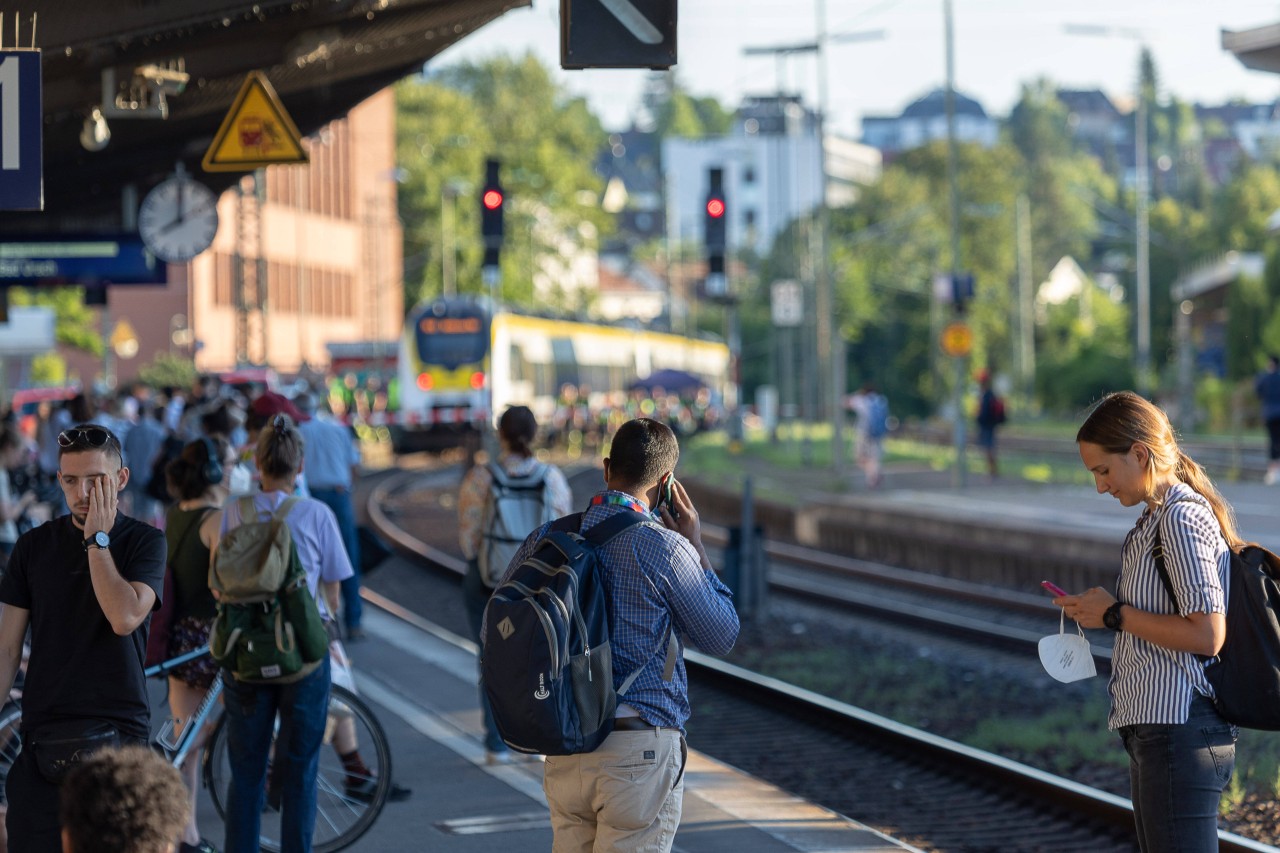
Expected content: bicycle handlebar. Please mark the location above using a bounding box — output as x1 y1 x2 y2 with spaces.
143 645 211 680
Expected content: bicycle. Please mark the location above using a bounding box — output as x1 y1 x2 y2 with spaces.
0 646 392 853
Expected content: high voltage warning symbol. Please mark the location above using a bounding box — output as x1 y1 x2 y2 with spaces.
202 71 308 172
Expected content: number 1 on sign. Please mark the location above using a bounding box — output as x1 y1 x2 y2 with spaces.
0 55 20 170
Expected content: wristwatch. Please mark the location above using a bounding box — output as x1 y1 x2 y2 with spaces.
83 531 110 551
1103 601 1126 632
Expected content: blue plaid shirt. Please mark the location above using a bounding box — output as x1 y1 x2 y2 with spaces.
504 490 739 731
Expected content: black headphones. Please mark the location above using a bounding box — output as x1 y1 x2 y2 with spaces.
198 436 224 486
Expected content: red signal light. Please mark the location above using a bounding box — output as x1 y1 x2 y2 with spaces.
469 371 486 390
482 189 504 210
706 198 725 218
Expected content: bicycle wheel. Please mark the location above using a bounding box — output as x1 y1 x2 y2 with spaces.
0 703 21 804
204 684 392 853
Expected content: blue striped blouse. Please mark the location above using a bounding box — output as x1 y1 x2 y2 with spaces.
1108 483 1229 729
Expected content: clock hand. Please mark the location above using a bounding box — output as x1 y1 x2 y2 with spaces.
159 212 190 235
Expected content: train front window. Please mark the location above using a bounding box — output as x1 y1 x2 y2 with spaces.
415 312 488 369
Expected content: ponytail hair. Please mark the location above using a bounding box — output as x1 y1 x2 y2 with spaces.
498 405 538 458
1078 391 1243 550
256 414 305 479
1173 449 1244 551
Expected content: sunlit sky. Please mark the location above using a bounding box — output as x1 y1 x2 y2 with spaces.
433 0 1280 137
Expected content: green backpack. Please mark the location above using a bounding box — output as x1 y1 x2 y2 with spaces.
209 497 330 684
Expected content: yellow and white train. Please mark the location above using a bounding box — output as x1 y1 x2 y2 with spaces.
394 298 731 451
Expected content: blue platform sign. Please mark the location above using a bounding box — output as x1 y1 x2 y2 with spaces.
0 50 42 211
0 237 166 285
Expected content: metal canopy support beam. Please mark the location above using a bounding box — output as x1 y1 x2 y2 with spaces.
0 0 530 227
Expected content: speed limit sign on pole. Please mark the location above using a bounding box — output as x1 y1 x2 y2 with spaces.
940 321 972 357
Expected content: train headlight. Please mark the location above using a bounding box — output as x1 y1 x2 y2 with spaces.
416 372 433 391
469 371 486 390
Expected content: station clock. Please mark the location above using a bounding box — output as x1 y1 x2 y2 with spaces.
139 176 219 263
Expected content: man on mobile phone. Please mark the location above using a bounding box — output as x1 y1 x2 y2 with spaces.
0 424 165 853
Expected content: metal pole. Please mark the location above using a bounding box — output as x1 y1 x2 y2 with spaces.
944 0 967 488
1016 193 1035 406
442 185 456 298
814 0 843 474
1135 82 1151 396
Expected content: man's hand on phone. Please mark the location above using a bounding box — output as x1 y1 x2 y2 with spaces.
658 480 715 572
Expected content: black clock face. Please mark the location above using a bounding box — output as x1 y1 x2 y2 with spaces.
139 178 220 263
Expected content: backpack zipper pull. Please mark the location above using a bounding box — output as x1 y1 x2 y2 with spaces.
585 644 592 680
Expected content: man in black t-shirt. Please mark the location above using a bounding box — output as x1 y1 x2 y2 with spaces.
0 423 165 853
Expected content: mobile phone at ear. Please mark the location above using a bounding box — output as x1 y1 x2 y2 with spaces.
1041 580 1068 597
657 475 677 515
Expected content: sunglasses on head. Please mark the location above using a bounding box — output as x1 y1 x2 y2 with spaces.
57 427 112 449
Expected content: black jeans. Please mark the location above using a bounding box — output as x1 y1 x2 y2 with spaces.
1118 693 1237 853
6 731 146 853
463 559 505 753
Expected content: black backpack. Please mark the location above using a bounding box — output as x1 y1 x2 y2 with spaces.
1152 499 1280 729
480 511 676 756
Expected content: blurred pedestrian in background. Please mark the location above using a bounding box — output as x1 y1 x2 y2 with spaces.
975 371 1006 480
847 382 888 489
1255 355 1280 484
457 405 571 763
294 392 364 640
162 437 233 853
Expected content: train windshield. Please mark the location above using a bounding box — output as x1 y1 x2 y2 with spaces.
414 304 489 370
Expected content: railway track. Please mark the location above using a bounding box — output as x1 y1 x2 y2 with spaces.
365 465 1275 853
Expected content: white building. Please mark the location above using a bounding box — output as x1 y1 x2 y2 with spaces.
663 95 881 259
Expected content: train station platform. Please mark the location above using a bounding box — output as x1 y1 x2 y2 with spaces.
310 595 922 852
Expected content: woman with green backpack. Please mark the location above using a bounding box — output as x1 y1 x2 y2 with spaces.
214 415 351 853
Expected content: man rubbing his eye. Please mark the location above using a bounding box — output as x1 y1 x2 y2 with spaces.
0 422 166 853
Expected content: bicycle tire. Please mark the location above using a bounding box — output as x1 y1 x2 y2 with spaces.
204 683 392 853
0 703 21 805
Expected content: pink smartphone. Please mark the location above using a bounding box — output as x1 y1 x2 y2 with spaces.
1041 580 1068 597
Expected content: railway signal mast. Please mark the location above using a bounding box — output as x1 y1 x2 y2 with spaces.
480 158 504 303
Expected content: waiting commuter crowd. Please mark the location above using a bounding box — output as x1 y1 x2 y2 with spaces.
545 383 722 453
0 375 409 853
0 368 1258 853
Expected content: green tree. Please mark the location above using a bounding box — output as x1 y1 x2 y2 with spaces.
9 287 103 355
643 74 733 139
1036 278 1134 411
1212 163 1280 252
396 52 610 310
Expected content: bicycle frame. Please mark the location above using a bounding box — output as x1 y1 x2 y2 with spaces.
147 644 223 769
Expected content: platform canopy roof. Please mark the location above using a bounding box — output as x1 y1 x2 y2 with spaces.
1223 23 1280 75
1 0 526 228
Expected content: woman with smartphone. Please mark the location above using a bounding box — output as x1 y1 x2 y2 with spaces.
1054 391 1237 852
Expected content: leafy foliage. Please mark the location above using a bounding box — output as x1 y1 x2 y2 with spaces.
396 53 609 311
136 353 198 390
8 287 103 355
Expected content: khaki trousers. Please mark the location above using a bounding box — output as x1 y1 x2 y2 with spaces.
544 728 687 853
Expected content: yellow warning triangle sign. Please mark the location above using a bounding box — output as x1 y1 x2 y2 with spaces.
202 71 308 172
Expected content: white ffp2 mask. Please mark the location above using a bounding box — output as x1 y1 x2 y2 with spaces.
1038 610 1098 683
